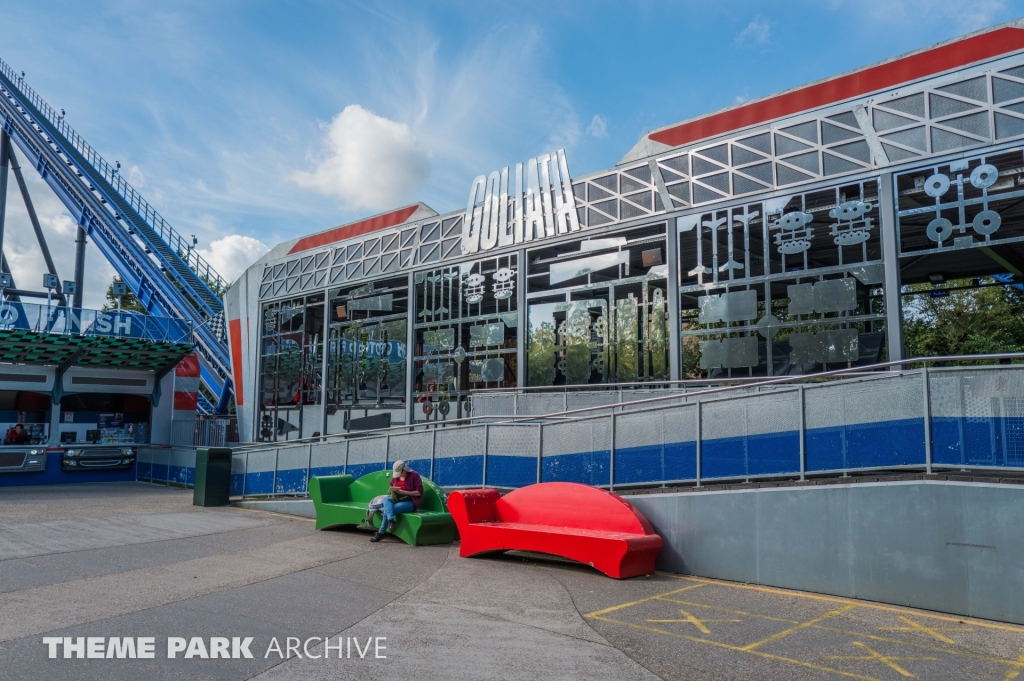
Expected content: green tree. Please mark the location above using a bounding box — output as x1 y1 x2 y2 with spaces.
102 276 147 314
902 278 1024 360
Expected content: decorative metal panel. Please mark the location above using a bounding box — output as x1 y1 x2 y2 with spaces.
895 148 1024 256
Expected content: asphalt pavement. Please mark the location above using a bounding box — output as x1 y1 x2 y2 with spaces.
2 482 1022 681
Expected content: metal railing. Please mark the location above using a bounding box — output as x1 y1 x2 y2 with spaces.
228 353 1024 499
170 418 233 448
0 58 228 296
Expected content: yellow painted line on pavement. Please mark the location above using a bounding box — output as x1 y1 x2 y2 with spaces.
584 582 705 618
658 597 1024 667
826 641 937 678
589 615 882 681
665 574 1024 634
877 615 970 644
741 604 857 651
1002 652 1024 681
646 608 741 634
598 583 1024 671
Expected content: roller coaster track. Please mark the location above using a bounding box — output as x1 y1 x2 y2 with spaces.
0 59 231 411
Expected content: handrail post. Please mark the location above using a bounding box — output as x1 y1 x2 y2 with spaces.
344 438 350 475
482 423 489 487
272 447 279 497
609 411 616 492
537 423 544 484
242 451 248 498
306 442 313 495
695 400 702 488
798 385 806 481
430 427 437 480
923 365 933 475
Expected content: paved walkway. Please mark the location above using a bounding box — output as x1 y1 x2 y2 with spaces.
2 482 1023 680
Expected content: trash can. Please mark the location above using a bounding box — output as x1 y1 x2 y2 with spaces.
193 447 232 507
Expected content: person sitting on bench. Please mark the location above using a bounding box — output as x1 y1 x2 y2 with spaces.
371 460 423 542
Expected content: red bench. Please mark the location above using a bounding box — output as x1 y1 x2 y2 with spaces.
447 482 663 579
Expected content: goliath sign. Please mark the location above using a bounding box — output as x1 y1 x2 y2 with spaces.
462 149 580 254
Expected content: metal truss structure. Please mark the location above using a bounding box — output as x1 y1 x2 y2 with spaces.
258 54 1024 304
0 59 230 412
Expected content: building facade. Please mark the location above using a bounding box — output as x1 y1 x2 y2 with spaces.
227 21 1024 443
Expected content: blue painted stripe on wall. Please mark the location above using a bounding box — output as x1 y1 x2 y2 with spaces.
433 455 484 488
275 468 308 494
932 416 1024 467
244 471 275 495
403 458 432 478
486 456 536 488
806 418 924 471
615 442 697 484
168 466 195 487
702 431 801 479
348 462 387 480
231 473 244 496
310 465 346 480
543 450 610 486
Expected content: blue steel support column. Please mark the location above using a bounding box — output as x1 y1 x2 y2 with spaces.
0 131 9 261
880 172 904 369
667 219 681 381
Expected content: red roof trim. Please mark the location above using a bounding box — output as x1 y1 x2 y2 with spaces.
228 318 244 406
287 205 420 254
649 27 1024 149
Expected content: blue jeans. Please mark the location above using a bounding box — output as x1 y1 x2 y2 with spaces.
379 498 415 532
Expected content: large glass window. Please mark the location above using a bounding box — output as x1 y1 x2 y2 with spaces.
0 391 50 445
526 225 668 386
257 294 324 441
678 180 887 377
57 393 149 444
325 275 408 433
896 149 1024 360
413 253 519 422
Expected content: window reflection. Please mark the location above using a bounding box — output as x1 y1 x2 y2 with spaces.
526 225 668 386
326 276 408 434
413 254 518 422
257 294 323 441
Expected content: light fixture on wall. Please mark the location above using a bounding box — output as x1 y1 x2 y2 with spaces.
928 273 945 285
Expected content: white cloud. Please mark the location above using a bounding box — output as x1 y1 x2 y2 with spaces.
586 114 609 139
735 18 771 47
290 104 431 211
127 164 146 187
2 168 114 310
292 20 583 212
196 234 269 283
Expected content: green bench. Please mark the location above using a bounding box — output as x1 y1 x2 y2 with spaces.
309 470 456 546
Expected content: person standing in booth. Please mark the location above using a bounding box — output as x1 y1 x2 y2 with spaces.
6 424 29 444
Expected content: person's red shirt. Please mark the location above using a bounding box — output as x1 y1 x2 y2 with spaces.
395 470 424 509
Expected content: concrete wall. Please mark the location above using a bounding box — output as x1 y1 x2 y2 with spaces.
627 481 1024 625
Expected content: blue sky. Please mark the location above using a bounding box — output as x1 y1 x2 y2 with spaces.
1 0 1021 305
